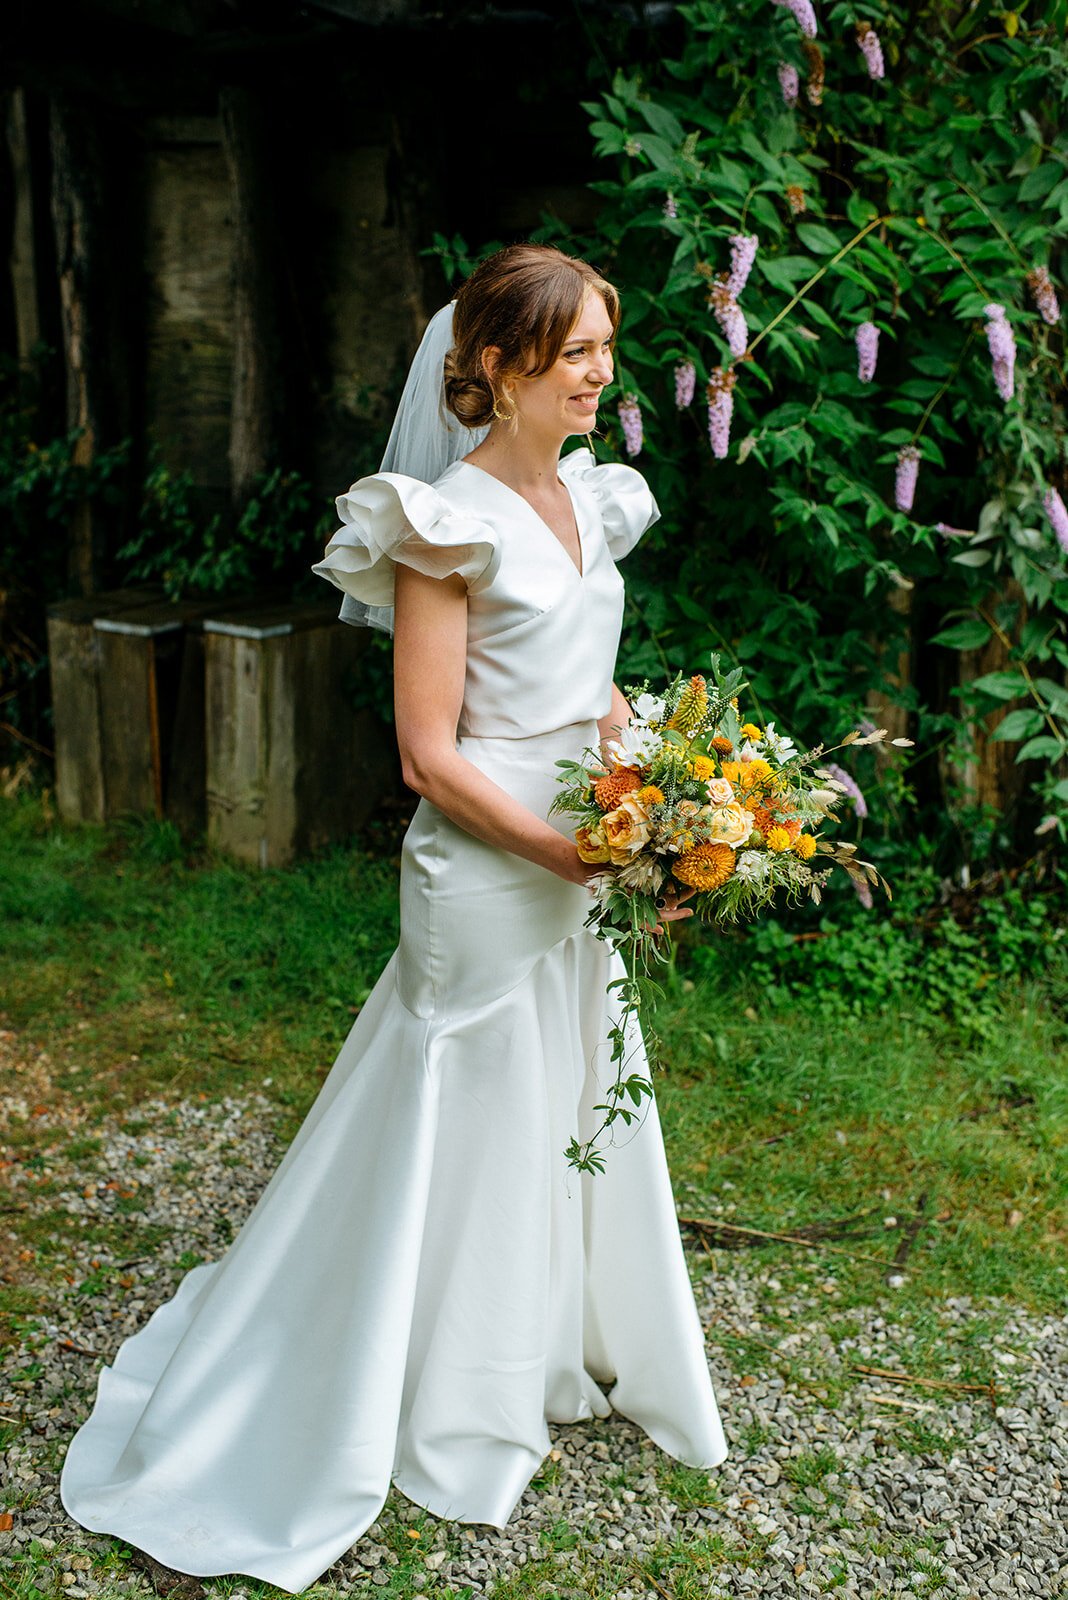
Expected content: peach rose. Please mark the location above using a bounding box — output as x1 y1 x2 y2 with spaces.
705 777 735 807
700 801 754 848
575 822 612 864
601 792 653 862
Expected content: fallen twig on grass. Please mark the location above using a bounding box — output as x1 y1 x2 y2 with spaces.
58 1338 103 1358
886 1191 927 1279
632 1563 676 1600
851 1362 1004 1399
679 1213 895 1268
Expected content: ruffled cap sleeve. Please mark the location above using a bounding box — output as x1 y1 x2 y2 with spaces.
559 447 660 561
311 472 500 634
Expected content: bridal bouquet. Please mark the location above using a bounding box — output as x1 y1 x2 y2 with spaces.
551 653 911 1173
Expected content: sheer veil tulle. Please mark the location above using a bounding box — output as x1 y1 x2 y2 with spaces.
336 301 489 634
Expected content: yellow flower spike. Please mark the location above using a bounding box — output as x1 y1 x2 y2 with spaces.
667 675 709 736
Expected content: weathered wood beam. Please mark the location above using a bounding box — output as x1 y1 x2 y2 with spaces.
49 92 114 594
220 84 282 511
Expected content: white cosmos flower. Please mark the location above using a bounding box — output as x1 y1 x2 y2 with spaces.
606 722 663 769
735 849 769 884
762 721 798 762
632 692 666 724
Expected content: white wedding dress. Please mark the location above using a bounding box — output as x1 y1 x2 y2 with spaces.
60 446 728 1594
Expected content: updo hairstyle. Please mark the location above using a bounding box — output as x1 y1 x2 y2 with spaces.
443 244 620 429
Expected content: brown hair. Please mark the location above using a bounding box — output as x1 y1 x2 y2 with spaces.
443 243 620 428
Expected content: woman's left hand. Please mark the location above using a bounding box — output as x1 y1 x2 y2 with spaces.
649 880 697 935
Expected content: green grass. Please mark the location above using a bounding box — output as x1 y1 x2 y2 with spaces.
2 790 1065 1329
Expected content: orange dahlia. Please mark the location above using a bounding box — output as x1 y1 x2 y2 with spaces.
751 806 802 842
594 767 642 811
673 842 737 890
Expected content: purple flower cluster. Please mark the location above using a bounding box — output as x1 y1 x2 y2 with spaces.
663 194 678 220
778 61 800 105
855 321 879 383
707 368 737 460
674 361 696 409
1026 266 1060 326
852 877 874 910
727 234 760 299
856 21 885 78
711 281 749 358
618 395 643 458
1043 486 1068 555
822 761 868 818
772 0 818 38
983 304 1016 402
895 445 921 512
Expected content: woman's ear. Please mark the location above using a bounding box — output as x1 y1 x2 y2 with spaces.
480 345 502 382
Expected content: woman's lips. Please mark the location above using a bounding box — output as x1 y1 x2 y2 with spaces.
569 394 599 410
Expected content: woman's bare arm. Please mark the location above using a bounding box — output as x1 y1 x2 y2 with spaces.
598 681 633 764
392 562 591 885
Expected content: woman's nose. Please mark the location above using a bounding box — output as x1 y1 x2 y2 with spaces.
587 354 614 386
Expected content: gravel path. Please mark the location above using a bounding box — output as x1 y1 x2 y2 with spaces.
2 1035 1066 1599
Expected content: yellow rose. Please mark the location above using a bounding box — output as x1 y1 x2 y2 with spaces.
601 793 653 862
575 822 611 864
701 802 753 847
705 777 735 807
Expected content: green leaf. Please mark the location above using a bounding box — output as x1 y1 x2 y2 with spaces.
1016 736 1067 762
971 671 1027 700
1018 162 1064 203
795 223 841 255
991 709 1045 741
930 620 992 650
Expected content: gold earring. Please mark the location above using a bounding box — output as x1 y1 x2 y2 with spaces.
492 393 517 425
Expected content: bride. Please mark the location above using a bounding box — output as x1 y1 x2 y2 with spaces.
60 242 729 1593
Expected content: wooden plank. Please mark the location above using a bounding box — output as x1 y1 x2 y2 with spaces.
46 587 161 823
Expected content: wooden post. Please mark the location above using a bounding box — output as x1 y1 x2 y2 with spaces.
205 602 398 867
219 86 282 511
47 587 160 823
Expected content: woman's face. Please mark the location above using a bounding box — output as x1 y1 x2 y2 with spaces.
504 292 616 443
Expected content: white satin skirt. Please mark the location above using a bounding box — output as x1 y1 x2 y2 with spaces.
60 717 728 1594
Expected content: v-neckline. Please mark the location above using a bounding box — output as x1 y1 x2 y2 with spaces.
456 460 585 579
